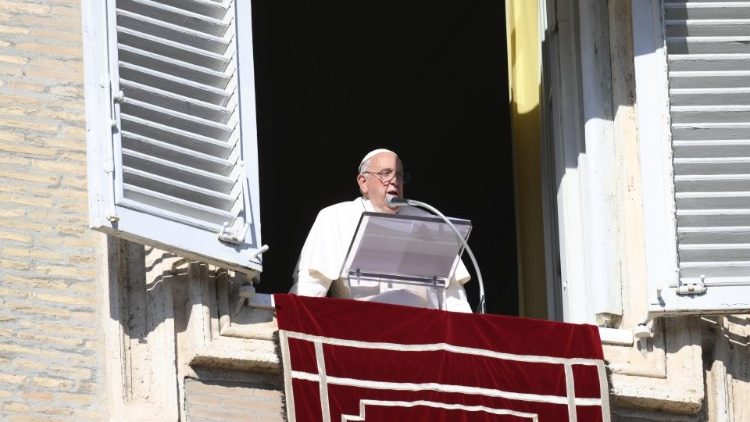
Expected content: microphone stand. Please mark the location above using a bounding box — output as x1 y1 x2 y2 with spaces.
391 197 486 314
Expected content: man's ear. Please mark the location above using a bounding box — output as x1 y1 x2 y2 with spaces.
356 173 368 195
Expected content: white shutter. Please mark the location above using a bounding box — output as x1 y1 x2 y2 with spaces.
654 0 750 312
83 0 264 273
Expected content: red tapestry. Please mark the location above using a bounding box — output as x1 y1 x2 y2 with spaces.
274 294 610 422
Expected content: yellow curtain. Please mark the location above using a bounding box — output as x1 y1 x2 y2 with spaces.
505 0 547 318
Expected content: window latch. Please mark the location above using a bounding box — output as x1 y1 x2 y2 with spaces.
218 216 249 244
676 276 707 296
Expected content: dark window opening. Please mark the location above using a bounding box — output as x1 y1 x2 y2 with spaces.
252 0 517 315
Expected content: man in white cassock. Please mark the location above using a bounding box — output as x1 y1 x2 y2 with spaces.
289 148 473 313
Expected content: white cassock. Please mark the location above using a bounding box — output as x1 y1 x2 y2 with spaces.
289 197 473 313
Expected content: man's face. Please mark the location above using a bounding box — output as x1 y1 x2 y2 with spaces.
357 152 404 214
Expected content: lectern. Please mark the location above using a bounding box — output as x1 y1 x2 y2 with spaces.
339 211 472 310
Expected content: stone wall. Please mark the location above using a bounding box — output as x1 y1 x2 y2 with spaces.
0 0 105 420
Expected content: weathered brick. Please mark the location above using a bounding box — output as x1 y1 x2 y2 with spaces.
0 218 49 232
36 406 73 416
22 391 52 401
48 366 91 380
0 287 28 298
14 359 46 371
2 247 63 260
0 24 28 34
0 54 27 65
39 235 94 248
0 1 50 15
0 231 31 244
18 320 94 337
50 5 78 17
2 302 72 319
0 208 24 218
14 42 80 58
0 373 27 385
32 377 72 389
31 159 85 174
0 154 32 166
0 141 57 157
0 192 55 207
1 170 59 186
0 94 40 107
47 87 82 101
55 392 93 405
9 416 54 422
35 264 96 280
4 275 67 290
0 258 30 271
29 28 81 43
33 292 93 307
0 390 11 398
5 81 45 92
17 332 84 348
0 118 58 134
4 402 30 412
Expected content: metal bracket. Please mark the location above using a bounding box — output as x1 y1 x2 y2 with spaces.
218 216 249 244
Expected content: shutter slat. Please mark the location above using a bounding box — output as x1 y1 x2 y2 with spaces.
671 106 750 123
121 114 235 157
672 123 750 140
122 148 238 194
670 54 750 71
119 62 230 105
154 0 231 20
666 19 750 36
121 131 235 175
117 26 231 70
119 0 230 36
122 184 234 226
670 88 750 106
674 140 750 157
120 80 233 122
676 191 750 209
123 166 239 210
679 226 750 243
669 70 750 88
121 98 236 140
118 9 230 54
119 45 231 88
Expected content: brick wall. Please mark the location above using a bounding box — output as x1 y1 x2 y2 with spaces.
0 0 105 420
185 378 285 422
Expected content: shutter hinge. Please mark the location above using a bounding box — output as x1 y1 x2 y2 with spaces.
676 276 707 296
219 216 249 244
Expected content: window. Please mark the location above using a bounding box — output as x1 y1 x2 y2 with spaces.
83 0 265 274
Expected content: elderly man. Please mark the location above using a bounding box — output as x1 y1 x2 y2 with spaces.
289 148 472 312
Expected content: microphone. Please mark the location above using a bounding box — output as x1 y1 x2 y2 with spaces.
385 194 410 208
384 194 486 314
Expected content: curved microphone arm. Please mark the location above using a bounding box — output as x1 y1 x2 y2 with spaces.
400 199 486 314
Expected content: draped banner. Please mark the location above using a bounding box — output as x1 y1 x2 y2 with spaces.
275 294 610 422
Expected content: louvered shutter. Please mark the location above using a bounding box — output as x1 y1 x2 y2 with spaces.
654 0 750 312
84 0 264 273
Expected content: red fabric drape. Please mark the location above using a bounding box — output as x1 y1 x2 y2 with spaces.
275 294 609 422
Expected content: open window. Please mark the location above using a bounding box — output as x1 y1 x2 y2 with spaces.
83 0 264 274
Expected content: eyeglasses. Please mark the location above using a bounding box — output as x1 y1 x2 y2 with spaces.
362 169 411 184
